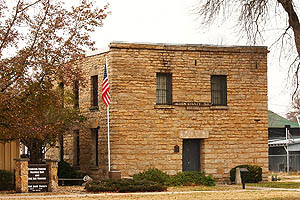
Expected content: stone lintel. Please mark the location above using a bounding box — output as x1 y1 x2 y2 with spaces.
90 120 100 129
210 69 228 75
14 158 30 162
179 130 209 139
45 159 59 163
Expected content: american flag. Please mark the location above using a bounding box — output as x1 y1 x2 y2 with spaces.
101 64 110 106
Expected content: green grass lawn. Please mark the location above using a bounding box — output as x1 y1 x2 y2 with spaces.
248 181 300 189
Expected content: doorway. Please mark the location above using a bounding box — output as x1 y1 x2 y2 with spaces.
182 139 200 171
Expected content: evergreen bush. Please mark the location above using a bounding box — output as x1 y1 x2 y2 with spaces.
85 168 216 193
133 168 215 187
58 160 77 178
168 171 215 186
58 160 87 185
85 178 167 193
133 168 170 185
230 164 262 183
0 170 14 191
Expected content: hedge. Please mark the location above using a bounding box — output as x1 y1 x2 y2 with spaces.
85 169 216 193
85 178 167 193
0 170 14 191
168 171 215 186
58 160 87 185
133 168 215 187
133 168 170 186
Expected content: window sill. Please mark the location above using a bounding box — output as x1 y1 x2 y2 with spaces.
154 104 174 109
73 166 80 170
89 106 99 111
210 105 229 110
89 166 99 170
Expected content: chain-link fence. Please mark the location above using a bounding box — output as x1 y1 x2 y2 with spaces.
269 154 300 172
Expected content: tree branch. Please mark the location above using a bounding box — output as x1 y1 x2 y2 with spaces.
0 0 21 51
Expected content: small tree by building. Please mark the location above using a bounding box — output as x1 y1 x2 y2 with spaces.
0 0 108 163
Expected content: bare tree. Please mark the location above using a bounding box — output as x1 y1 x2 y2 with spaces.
194 0 300 97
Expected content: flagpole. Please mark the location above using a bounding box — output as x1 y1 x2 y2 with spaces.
107 105 111 172
105 56 111 172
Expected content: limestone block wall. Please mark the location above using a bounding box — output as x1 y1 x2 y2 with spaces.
63 53 109 178
45 144 59 161
64 42 268 182
108 42 268 181
63 133 74 164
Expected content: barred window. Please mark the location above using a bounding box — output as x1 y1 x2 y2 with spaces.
74 80 79 109
91 75 98 107
59 135 64 162
211 75 227 106
73 130 80 166
156 73 172 105
59 82 64 108
91 128 99 166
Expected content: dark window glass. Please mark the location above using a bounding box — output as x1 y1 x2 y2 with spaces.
74 80 79 109
91 75 98 107
59 135 64 161
156 73 172 105
73 130 80 166
91 128 99 166
211 75 227 106
59 82 64 108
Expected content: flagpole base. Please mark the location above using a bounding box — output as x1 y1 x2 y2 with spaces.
109 170 121 179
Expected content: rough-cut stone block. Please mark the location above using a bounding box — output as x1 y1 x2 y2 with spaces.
15 158 29 193
57 42 268 182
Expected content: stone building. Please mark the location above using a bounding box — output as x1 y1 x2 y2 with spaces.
62 42 268 182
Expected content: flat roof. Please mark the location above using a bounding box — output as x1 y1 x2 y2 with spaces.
109 41 269 54
111 40 268 49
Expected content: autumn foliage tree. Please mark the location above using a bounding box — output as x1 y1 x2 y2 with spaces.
0 0 108 163
194 0 300 96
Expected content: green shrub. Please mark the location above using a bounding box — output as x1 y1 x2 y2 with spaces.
133 169 215 187
201 174 215 186
58 160 87 178
0 170 14 191
58 161 87 185
58 160 77 178
133 168 170 185
85 178 167 193
168 171 215 186
230 165 262 183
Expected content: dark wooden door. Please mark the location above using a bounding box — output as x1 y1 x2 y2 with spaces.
182 139 200 171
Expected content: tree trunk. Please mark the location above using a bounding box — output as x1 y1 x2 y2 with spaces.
28 140 44 164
